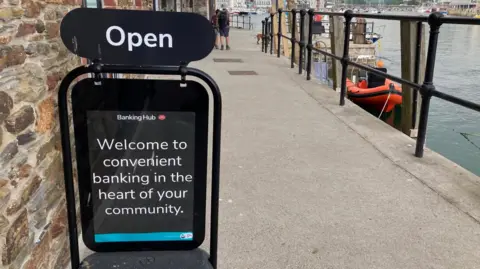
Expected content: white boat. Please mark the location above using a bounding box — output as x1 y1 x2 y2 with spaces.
416 4 431 13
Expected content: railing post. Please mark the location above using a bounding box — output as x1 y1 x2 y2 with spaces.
298 9 306 74
277 8 283 58
270 12 274 55
262 20 265 52
339 10 353 106
290 9 297 69
415 12 443 158
265 17 269 53
243 15 245 29
306 9 314 80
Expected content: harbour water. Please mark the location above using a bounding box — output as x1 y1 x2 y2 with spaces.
248 13 480 176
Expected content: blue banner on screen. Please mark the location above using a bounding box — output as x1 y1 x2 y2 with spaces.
95 232 194 242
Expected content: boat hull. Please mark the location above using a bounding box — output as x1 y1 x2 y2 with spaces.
346 78 402 113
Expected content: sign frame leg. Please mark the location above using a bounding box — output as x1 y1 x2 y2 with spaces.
58 64 222 269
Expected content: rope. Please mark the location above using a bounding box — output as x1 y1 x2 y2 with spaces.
459 132 480 151
378 90 391 119
378 83 395 119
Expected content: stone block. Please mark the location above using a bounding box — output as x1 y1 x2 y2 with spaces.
25 42 50 56
0 141 18 166
21 176 41 205
22 226 51 269
104 0 116 6
16 23 36 38
36 97 55 133
16 131 36 145
5 199 22 216
44 153 62 183
26 182 48 229
0 45 27 70
45 22 60 39
4 106 35 134
43 7 57 20
49 204 67 239
52 237 69 269
36 137 57 165
35 20 45 33
22 0 42 18
18 164 32 179
46 71 62 90
1 210 29 266
0 187 11 208
0 91 13 124
0 8 13 21
7 232 33 269
6 176 41 216
12 7 25 18
0 36 12 45
55 7 69 19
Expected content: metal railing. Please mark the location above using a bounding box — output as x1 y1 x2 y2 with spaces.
284 15 378 39
261 9 480 158
230 14 254 30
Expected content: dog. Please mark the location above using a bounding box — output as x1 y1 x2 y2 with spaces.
256 33 263 44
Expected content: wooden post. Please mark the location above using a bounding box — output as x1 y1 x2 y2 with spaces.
400 21 426 137
294 14 301 65
280 6 289 57
271 2 279 55
285 0 295 58
330 16 344 92
352 18 366 44
271 0 288 56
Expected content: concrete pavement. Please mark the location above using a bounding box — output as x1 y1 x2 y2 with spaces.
77 29 480 269
189 29 480 269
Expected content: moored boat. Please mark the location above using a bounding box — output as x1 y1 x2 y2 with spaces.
346 67 402 113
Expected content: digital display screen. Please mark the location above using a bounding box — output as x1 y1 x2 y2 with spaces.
86 110 196 243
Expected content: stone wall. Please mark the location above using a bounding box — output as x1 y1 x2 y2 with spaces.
0 0 210 268
103 0 208 16
0 0 82 268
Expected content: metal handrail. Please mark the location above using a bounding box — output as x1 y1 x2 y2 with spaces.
261 9 480 158
229 14 253 30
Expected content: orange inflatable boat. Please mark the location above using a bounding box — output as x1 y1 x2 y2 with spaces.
346 68 402 113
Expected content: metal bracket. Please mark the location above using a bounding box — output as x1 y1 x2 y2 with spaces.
179 62 188 87
91 58 103 85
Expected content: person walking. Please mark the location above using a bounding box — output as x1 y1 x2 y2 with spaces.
217 5 230 50
211 9 220 49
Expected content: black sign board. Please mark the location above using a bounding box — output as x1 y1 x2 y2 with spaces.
71 78 209 252
60 8 215 66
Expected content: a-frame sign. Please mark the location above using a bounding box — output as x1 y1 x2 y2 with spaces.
58 8 221 269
